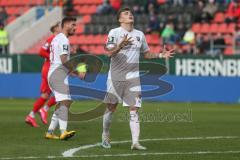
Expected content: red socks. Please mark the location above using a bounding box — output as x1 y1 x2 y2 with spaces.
47 96 56 108
33 97 47 113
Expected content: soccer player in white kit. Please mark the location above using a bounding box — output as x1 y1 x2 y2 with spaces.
45 17 86 140
102 7 175 150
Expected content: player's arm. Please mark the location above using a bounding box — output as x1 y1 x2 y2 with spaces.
39 42 50 58
140 34 175 59
60 42 86 79
144 45 175 59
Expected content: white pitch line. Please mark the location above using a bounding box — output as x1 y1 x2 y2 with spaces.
1 150 240 160
62 136 239 157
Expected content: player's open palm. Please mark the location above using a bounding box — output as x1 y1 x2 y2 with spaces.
161 45 175 58
119 34 133 48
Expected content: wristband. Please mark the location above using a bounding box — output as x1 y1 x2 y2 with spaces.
159 53 163 58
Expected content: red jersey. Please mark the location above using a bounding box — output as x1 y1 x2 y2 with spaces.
39 35 55 94
39 35 55 62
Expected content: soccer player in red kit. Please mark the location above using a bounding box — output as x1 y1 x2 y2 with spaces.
25 22 61 127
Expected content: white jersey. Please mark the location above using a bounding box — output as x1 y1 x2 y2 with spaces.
48 33 70 76
106 27 149 81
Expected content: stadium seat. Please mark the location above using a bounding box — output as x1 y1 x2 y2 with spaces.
157 0 166 4
224 35 233 45
218 23 228 34
76 24 84 34
228 23 236 34
81 15 91 24
209 23 219 34
69 36 78 45
200 23 210 34
224 47 234 55
192 23 200 33
213 12 225 23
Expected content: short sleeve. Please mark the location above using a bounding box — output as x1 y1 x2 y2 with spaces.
105 29 117 50
140 34 150 53
41 41 50 51
59 37 70 55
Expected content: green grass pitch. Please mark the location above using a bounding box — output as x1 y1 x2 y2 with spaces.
0 99 240 160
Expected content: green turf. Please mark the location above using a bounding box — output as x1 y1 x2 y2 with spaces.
0 99 240 160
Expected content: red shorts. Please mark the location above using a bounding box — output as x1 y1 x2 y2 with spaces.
40 61 51 94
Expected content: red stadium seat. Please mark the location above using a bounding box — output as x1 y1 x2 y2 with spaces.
69 36 78 45
228 23 236 33
78 35 87 45
76 25 84 34
81 15 91 24
157 0 166 4
213 12 225 23
150 34 160 45
224 35 233 45
192 23 200 33
88 45 97 53
94 35 103 44
218 23 228 34
209 23 218 34
224 47 234 55
200 23 210 34
80 45 89 52
95 45 105 54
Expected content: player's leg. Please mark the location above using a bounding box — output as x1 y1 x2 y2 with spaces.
45 104 59 140
129 106 146 150
102 79 123 148
43 96 56 112
39 95 56 124
46 99 74 140
123 79 146 150
25 92 50 127
102 103 117 148
25 66 51 127
46 66 75 140
38 71 55 124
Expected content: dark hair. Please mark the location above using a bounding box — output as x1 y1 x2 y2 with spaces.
61 17 77 28
116 7 132 21
50 21 60 33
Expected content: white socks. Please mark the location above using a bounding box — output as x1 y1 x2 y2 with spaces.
29 111 35 118
130 110 140 145
103 109 113 136
43 105 50 112
48 105 68 134
102 109 140 145
59 119 68 134
48 113 58 134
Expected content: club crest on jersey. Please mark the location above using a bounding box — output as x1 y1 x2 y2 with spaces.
136 36 140 41
108 37 114 43
63 45 69 51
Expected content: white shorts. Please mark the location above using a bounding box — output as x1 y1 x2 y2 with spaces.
103 78 142 107
48 66 71 102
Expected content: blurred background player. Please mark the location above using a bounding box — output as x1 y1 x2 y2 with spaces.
102 7 175 150
45 17 86 140
25 22 61 127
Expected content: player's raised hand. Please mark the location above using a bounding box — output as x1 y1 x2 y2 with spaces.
160 45 176 59
119 34 133 49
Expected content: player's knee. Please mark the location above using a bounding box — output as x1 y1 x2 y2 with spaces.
129 106 138 111
129 109 139 122
60 100 72 107
107 104 117 112
41 93 49 99
55 104 68 121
